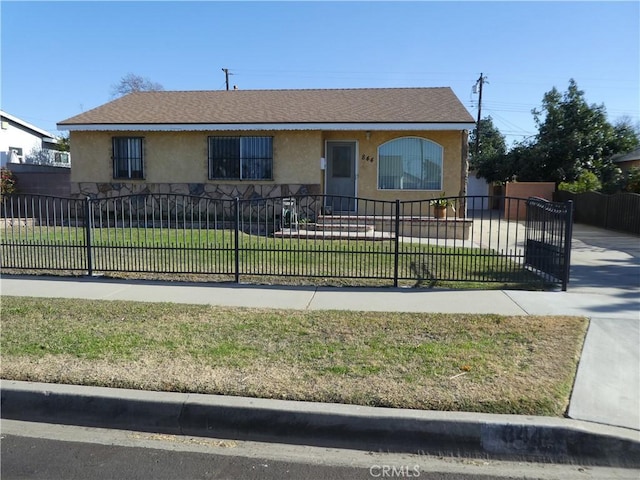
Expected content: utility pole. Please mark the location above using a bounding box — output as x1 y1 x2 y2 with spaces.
473 73 487 157
221 68 231 91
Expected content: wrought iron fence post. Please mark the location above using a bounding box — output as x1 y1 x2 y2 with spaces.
393 199 400 287
85 197 93 277
562 200 574 291
234 197 240 283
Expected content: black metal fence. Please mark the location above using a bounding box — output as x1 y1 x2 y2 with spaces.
1 193 573 290
554 190 640 235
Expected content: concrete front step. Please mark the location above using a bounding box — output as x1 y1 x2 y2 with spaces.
275 215 472 241
317 215 376 223
273 228 393 240
307 223 375 233
318 215 471 240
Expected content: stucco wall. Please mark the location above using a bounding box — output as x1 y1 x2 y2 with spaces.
69 131 109 183
69 129 466 203
70 130 322 185
504 181 556 220
331 130 464 202
505 181 555 201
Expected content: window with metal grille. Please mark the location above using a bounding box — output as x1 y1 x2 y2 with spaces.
208 136 273 180
377 137 443 190
112 137 144 179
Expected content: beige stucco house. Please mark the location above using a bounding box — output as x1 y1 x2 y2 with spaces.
57 88 475 213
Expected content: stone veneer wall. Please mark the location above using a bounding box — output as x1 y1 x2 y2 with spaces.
71 182 322 200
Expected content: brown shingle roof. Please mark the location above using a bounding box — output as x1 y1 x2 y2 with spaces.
58 88 474 127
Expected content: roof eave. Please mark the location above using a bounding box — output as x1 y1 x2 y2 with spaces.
58 122 476 132
2 110 56 139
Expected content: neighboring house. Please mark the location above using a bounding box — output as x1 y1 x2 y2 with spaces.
57 88 475 213
612 147 640 173
0 111 69 168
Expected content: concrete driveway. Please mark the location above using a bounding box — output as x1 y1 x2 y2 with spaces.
565 224 639 431
568 223 640 294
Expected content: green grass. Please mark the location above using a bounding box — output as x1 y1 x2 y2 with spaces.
1 226 548 289
1 296 588 416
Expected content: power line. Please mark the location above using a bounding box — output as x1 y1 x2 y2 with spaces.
487 111 534 135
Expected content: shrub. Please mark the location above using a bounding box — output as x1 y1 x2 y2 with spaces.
558 171 601 193
625 167 640 193
1 167 16 195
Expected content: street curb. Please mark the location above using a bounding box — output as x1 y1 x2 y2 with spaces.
2 380 639 467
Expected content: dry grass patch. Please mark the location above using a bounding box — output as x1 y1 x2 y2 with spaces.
1 296 588 416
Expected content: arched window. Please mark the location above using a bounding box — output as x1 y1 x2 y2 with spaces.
378 137 443 190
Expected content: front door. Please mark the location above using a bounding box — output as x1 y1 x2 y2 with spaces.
325 141 356 212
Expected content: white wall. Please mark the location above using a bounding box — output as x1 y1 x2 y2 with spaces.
467 173 491 210
0 115 66 167
0 119 46 166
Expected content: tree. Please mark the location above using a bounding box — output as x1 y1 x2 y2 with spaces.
110 73 164 98
468 116 508 183
57 133 70 152
596 118 639 193
26 146 53 165
558 170 602 193
530 79 615 183
465 81 639 190
25 145 69 166
608 117 640 154
495 79 639 192
502 139 543 182
625 166 640 193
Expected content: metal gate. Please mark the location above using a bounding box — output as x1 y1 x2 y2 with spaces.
524 197 574 291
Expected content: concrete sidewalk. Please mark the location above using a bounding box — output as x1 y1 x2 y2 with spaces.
1 223 638 461
0 273 638 319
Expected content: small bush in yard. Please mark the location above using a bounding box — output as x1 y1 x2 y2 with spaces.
1 167 17 195
625 166 640 193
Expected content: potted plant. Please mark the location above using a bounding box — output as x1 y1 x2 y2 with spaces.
429 193 455 219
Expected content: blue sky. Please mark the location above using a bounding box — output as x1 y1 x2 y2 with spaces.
1 1 638 146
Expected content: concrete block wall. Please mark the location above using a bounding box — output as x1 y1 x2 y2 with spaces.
7 164 71 197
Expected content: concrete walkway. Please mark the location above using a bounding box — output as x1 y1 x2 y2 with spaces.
561 225 639 431
1 224 638 451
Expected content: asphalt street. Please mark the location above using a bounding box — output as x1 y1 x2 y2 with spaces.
2 421 637 480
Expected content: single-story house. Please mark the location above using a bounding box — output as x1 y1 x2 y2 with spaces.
57 88 475 214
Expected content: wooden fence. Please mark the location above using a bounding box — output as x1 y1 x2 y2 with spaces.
554 191 640 235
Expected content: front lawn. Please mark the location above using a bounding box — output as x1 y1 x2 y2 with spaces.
0 296 588 416
1 226 548 289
